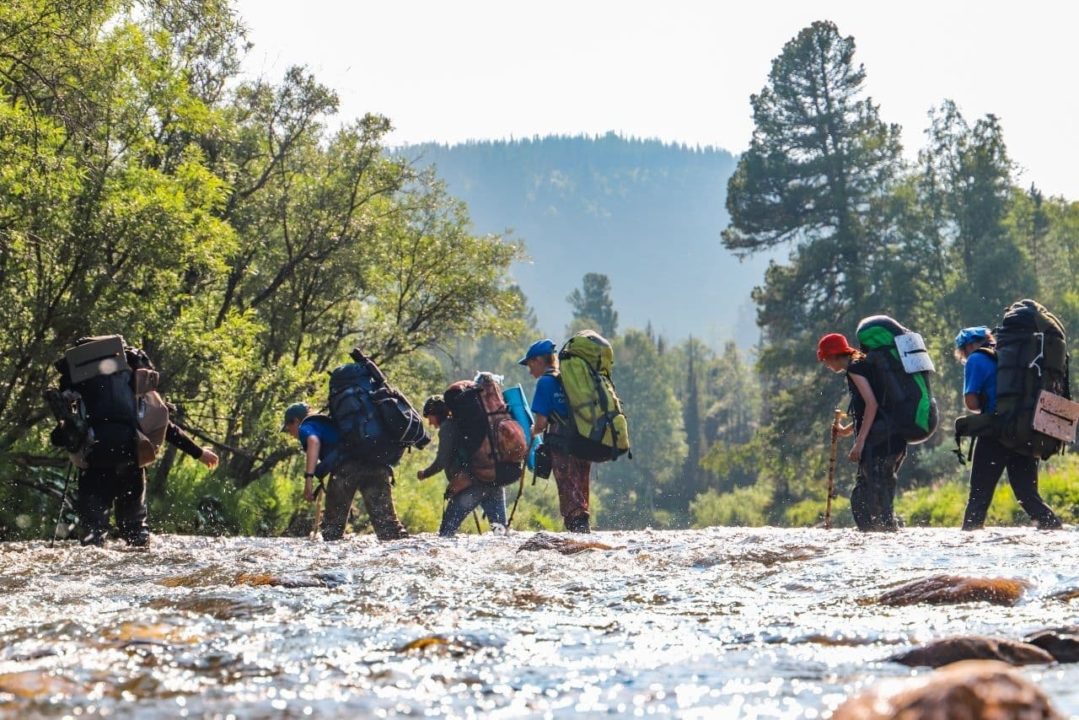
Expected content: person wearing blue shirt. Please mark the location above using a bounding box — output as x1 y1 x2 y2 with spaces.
954 327 1061 531
282 402 409 541
520 338 592 533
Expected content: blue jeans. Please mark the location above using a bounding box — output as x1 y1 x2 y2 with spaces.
439 484 507 537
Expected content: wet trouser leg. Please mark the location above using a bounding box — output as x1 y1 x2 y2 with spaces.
76 467 118 543
113 465 149 544
851 441 904 532
479 486 507 527
439 484 483 537
76 462 148 545
551 450 591 532
1002 446 1061 529
962 437 1010 530
355 466 409 541
321 469 361 541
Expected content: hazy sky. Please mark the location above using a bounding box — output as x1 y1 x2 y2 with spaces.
232 1 1079 199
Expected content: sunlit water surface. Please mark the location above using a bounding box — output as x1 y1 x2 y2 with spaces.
0 527 1077 718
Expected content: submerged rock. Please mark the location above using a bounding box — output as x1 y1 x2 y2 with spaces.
1025 626 1079 663
889 637 1055 668
833 660 1063 719
878 574 1030 607
516 532 621 555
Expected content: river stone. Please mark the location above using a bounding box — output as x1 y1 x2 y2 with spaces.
833 660 1063 720
889 637 1055 668
516 532 620 555
878 574 1031 606
1025 626 1079 663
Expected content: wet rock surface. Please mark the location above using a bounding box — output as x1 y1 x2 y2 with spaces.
878 574 1031 606
889 636 1056 667
0 528 1076 717
1025 626 1079 663
833 660 1064 720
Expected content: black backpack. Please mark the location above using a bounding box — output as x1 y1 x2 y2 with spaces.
327 350 429 467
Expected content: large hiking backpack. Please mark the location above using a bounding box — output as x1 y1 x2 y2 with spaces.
984 300 1074 459
556 330 631 462
443 373 527 486
47 335 171 469
855 316 939 445
327 351 429 467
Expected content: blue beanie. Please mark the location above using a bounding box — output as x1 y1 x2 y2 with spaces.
954 326 990 349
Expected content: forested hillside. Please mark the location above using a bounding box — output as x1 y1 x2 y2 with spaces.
402 136 766 347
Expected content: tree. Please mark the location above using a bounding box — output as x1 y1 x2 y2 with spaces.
567 272 618 337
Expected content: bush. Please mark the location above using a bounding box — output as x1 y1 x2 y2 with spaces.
690 484 771 527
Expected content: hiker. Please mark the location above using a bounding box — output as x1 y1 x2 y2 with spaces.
49 336 219 547
520 338 593 533
954 326 1062 531
282 402 409 541
817 332 903 532
417 394 508 537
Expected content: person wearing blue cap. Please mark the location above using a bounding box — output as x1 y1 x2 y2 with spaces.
954 326 1061 531
519 338 592 533
282 401 409 541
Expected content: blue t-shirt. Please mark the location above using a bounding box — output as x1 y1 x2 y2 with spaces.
963 351 997 412
298 415 341 476
531 372 569 421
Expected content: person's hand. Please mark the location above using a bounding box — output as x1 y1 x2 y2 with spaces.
303 483 316 503
836 422 854 438
848 441 863 463
416 469 426 481
200 449 219 469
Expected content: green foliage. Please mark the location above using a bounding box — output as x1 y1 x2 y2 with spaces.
690 485 771 527
567 273 619 338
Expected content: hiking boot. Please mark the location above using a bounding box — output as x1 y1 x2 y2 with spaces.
80 529 107 547
565 514 590 534
1036 516 1063 531
125 529 151 547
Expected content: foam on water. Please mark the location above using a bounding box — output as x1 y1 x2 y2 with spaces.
0 527 1076 718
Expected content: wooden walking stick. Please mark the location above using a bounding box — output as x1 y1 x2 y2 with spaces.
825 409 842 529
310 482 325 541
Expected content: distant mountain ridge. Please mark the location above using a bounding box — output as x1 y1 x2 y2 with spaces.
401 133 770 347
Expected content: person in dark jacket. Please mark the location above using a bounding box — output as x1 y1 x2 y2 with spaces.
282 402 408 541
953 326 1062 531
56 340 218 547
818 332 904 532
417 395 507 536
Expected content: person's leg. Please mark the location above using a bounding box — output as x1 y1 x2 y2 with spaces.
75 467 114 546
962 437 1008 530
551 451 591 532
1004 453 1062 529
479 486 507 528
849 458 875 531
114 465 150 545
873 443 905 531
356 466 409 540
321 469 361 541
439 485 483 537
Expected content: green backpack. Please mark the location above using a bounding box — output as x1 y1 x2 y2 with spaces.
555 330 631 462
955 299 1073 460
855 315 939 444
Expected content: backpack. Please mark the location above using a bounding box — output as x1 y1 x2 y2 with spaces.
327 353 429 467
47 335 171 469
855 316 939 445
443 373 527 486
555 330 631 462
956 300 1076 460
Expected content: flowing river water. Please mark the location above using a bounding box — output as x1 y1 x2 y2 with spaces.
0 527 1077 718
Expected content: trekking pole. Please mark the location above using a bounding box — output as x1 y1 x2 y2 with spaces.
472 510 483 534
824 409 841 529
507 466 530 529
310 482 325 541
50 463 74 547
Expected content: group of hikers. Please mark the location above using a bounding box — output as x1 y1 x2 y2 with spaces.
42 298 1076 547
817 299 1077 532
45 331 630 546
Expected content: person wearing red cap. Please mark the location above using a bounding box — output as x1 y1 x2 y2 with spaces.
817 332 904 531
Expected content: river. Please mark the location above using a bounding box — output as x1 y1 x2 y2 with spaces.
0 527 1076 718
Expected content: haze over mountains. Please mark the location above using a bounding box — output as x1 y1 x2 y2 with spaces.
403 133 773 348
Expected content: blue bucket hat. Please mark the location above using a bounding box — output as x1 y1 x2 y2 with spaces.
954 326 990 349
518 338 556 366
280 402 310 431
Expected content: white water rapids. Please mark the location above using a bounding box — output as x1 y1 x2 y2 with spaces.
0 527 1077 718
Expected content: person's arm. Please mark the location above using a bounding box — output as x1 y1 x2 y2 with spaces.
166 423 219 468
836 422 855 437
964 393 982 412
418 424 454 479
303 435 320 502
848 373 877 463
531 413 549 440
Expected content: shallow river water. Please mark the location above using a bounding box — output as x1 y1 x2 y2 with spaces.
0 527 1077 718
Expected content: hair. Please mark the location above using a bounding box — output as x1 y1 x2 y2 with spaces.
542 353 559 369
954 330 995 363
826 349 865 363
422 395 448 419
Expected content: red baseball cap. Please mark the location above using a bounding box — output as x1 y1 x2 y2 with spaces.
817 333 855 361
